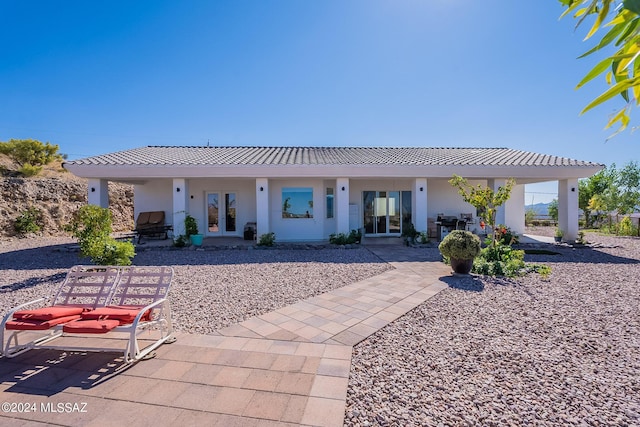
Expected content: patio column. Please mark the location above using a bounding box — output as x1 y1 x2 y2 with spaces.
87 179 109 208
504 184 525 235
336 178 350 234
558 178 579 242
488 179 507 226
413 178 428 233
256 178 269 238
173 178 188 237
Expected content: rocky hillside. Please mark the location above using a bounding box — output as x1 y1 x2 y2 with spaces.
0 155 134 237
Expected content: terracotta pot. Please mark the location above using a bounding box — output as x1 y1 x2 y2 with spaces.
450 258 474 275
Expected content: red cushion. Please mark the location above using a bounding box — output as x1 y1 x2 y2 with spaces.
5 315 81 331
13 306 85 321
80 305 151 324
63 319 120 334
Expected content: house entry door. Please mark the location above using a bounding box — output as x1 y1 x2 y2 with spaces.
363 191 410 236
206 192 237 236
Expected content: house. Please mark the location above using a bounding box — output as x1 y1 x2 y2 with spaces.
63 146 604 242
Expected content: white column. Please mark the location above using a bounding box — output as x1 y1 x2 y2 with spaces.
336 178 350 234
256 178 269 238
489 179 507 225
505 184 525 235
173 178 188 237
558 179 579 242
87 179 109 208
413 178 428 233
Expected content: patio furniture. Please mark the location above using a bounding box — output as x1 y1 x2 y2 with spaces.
1 265 175 363
1 265 121 358
61 265 175 362
134 211 172 243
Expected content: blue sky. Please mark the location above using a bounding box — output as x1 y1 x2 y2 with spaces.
1 1 637 204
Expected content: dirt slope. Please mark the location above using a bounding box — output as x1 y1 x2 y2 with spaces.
0 155 133 237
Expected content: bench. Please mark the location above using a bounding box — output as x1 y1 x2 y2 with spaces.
134 211 172 243
1 265 175 363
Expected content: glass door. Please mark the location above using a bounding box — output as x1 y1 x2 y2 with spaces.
207 192 237 236
363 191 408 236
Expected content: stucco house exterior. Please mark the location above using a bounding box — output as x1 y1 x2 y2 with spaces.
63 146 604 242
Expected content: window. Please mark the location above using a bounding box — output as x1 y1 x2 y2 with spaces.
326 188 334 219
282 187 313 219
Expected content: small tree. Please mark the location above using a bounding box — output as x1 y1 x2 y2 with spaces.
67 205 135 265
448 175 515 248
0 139 61 176
547 199 559 223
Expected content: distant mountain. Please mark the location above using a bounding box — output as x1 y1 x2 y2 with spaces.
525 202 550 216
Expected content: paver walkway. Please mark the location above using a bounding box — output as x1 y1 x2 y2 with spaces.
0 246 451 426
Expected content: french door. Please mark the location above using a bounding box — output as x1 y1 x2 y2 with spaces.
363 191 401 235
206 192 237 236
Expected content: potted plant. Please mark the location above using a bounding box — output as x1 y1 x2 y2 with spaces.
554 228 564 243
184 214 203 246
438 230 481 275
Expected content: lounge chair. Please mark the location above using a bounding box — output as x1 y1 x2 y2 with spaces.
1 265 175 363
61 265 175 362
1 265 121 358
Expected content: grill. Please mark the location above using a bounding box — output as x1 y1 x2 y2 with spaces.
437 215 460 228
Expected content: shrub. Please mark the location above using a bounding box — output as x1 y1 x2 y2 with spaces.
0 138 61 176
257 232 276 247
18 164 42 177
494 224 519 245
329 229 361 245
473 244 525 277
173 235 188 247
66 205 136 265
14 207 43 234
401 222 418 239
438 230 481 260
184 214 199 236
618 216 637 236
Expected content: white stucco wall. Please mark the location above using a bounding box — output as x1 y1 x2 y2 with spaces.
268 179 330 241
505 184 525 235
134 179 174 225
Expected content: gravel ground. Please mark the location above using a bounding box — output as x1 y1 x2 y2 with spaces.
346 232 640 426
0 237 391 333
2 232 639 426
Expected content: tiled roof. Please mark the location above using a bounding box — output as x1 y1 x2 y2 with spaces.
66 146 601 167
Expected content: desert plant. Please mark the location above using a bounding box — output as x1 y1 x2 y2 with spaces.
438 230 481 260
257 232 276 247
495 224 519 246
184 214 198 237
66 205 135 265
401 222 419 239
0 138 61 176
329 229 361 245
555 228 564 238
473 245 525 277
448 175 515 249
618 216 637 236
173 235 188 247
14 207 43 235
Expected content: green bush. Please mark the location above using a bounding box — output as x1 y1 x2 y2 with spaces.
66 205 136 265
0 138 61 176
618 216 637 236
438 230 481 260
257 232 276 247
494 224 519 245
18 164 43 177
473 246 525 277
184 214 199 236
14 207 43 234
329 229 362 245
